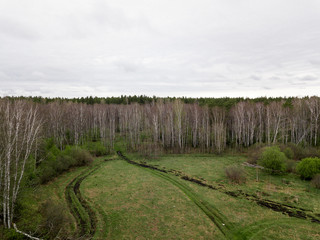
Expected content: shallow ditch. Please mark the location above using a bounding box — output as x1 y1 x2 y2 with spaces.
65 166 100 239
117 151 237 239
117 152 320 224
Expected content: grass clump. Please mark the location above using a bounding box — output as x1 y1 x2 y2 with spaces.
297 157 320 180
225 166 246 184
259 146 287 174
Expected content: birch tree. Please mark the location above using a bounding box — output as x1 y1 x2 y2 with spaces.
0 99 42 228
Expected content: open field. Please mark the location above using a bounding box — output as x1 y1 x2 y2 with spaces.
117 153 320 239
10 153 320 239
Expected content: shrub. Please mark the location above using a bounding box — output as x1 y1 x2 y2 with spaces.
39 200 72 239
296 157 320 180
259 146 287 174
283 147 294 159
225 166 246 184
287 143 320 160
71 147 93 166
38 165 57 184
56 154 75 172
311 174 320 189
38 146 93 183
246 145 265 164
286 160 297 173
84 141 107 156
0 228 25 240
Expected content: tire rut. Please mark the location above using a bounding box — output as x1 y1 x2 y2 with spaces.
119 154 320 224
117 151 241 240
65 166 100 239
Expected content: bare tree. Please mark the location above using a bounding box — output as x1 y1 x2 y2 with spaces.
306 97 320 145
173 99 184 150
0 99 42 228
211 107 226 153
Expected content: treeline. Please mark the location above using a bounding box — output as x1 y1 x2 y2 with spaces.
2 95 296 108
7 96 318 154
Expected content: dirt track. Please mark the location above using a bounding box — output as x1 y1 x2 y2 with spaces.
65 166 100 239
117 152 320 225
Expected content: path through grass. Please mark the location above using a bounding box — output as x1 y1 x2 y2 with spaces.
82 158 224 239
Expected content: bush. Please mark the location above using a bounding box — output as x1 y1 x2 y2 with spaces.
259 146 287 174
311 174 320 189
38 152 59 183
39 200 72 239
71 147 93 166
38 146 93 183
84 141 107 156
286 143 320 160
283 147 294 159
246 145 265 164
0 227 25 240
296 157 320 180
38 165 56 184
286 159 297 173
225 166 246 184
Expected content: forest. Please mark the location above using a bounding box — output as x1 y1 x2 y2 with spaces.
1 96 319 152
1 96 320 239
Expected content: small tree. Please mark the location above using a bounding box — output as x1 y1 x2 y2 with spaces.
259 147 287 174
296 157 320 180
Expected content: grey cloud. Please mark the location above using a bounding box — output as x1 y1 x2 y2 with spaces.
309 59 320 66
299 75 318 82
0 0 320 98
250 75 261 81
0 17 39 40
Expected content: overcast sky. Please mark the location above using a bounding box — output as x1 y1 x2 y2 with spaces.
0 0 320 98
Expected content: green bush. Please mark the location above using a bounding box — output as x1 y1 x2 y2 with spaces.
283 147 294 159
259 146 287 174
83 141 107 156
71 147 93 165
56 154 75 172
296 157 320 180
38 165 57 184
38 145 93 183
0 227 25 240
285 159 296 173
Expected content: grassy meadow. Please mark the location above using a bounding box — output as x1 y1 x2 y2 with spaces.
9 152 320 240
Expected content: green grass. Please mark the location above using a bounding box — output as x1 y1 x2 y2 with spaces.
15 165 88 236
11 157 106 239
81 159 225 239
131 154 320 212
126 153 320 239
10 153 320 239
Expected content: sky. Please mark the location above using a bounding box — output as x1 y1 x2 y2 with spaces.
0 0 320 98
